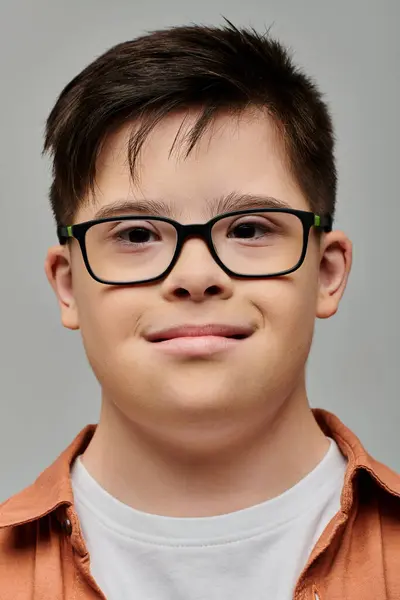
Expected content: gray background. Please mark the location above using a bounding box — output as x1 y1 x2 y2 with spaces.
0 0 398 502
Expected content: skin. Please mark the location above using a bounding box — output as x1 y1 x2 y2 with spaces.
45 108 352 517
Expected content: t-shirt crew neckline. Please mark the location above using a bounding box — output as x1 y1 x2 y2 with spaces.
71 437 347 547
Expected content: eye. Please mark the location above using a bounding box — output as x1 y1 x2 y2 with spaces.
228 220 275 239
118 227 158 244
108 221 162 247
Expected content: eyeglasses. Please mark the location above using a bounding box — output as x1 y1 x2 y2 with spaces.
57 208 332 285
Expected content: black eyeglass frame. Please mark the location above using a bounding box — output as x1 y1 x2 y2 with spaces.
57 208 333 286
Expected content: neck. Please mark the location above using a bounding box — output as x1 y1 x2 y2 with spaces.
81 388 329 517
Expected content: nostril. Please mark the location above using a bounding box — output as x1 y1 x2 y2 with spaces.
205 285 222 296
171 284 225 299
174 288 190 298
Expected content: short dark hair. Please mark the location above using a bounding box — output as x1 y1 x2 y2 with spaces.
43 21 337 229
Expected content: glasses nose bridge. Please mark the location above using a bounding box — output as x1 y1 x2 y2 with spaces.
178 222 213 249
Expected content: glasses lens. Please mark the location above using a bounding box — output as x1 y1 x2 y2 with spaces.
85 218 178 283
211 211 304 276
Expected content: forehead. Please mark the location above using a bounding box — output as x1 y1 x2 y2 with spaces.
81 108 309 221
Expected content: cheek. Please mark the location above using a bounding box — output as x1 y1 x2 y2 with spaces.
74 279 145 373
249 270 319 354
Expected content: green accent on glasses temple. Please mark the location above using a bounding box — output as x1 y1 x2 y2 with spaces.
67 225 73 237
314 215 321 227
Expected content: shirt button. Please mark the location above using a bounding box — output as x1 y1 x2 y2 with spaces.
61 518 72 535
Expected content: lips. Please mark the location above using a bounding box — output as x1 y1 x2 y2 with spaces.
145 324 254 343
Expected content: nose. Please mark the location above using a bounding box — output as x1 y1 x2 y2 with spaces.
160 238 234 303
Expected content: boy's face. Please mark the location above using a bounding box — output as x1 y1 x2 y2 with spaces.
46 109 351 447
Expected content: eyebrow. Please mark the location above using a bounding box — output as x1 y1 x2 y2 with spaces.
93 199 176 220
210 193 292 215
93 193 292 221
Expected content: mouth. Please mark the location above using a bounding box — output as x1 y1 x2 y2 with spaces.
145 324 254 343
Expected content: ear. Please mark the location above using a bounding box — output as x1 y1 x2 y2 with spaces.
45 245 80 330
316 231 352 319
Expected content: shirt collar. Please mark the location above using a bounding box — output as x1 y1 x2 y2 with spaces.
1 409 399 528
314 408 400 513
0 424 96 528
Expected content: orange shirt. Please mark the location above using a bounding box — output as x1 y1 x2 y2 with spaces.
1 408 400 599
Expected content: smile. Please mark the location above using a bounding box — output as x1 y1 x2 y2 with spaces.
144 324 254 357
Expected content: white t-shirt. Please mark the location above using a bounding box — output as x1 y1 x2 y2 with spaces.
71 437 346 600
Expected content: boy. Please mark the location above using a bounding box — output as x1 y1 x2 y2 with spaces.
1 21 400 600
